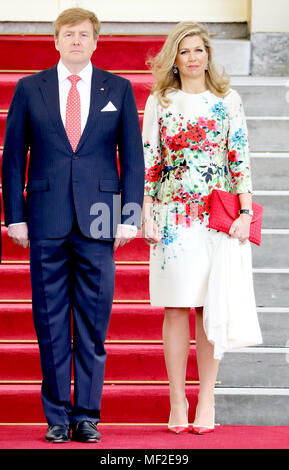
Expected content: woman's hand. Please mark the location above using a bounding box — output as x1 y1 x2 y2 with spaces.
142 217 162 245
229 214 251 244
141 195 162 245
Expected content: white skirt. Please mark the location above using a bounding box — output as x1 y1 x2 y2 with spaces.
149 224 263 359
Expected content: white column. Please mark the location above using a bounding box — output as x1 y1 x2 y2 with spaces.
0 0 250 23
251 0 289 33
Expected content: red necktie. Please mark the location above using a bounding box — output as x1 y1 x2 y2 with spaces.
65 75 81 151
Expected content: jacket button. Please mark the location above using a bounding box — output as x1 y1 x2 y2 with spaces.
72 154 79 160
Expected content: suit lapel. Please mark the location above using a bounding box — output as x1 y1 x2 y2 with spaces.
38 66 72 152
39 65 110 153
76 66 109 152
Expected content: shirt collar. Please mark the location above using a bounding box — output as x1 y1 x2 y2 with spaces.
57 60 93 85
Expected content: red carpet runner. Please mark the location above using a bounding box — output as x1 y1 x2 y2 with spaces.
1 424 289 449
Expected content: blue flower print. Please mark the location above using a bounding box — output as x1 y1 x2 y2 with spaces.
211 101 227 120
231 128 247 147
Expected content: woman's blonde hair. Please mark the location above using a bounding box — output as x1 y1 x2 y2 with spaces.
147 22 230 107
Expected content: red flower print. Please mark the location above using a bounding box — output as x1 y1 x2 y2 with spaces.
207 119 218 131
201 141 210 151
197 117 207 127
171 187 193 204
185 217 192 227
146 164 163 182
198 204 206 222
168 131 191 151
161 126 167 138
173 212 192 227
173 213 184 225
228 150 239 162
174 169 183 180
201 193 212 213
229 169 242 179
191 125 206 142
186 203 199 220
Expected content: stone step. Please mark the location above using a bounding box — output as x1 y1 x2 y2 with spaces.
247 118 289 152
0 22 250 39
213 40 251 75
253 193 289 229
216 347 289 388
231 77 289 117
251 153 289 190
257 308 289 347
215 388 289 425
253 269 289 308
252 230 289 268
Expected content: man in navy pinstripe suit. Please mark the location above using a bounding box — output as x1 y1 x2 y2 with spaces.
2 8 144 443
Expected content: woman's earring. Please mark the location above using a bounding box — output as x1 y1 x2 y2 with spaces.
173 64 178 75
205 61 209 71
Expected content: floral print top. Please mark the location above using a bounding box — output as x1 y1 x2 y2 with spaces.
143 88 252 234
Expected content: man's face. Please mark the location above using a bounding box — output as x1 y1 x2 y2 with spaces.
55 19 97 71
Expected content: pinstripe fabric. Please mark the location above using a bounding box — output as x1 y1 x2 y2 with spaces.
2 65 145 241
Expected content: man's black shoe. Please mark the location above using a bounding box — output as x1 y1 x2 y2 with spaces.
45 424 70 443
71 420 101 443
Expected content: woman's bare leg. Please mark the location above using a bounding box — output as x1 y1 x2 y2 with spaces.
194 306 219 426
163 307 191 425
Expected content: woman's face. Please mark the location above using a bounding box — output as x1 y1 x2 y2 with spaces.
175 35 208 82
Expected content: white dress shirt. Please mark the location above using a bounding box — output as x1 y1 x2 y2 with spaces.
58 59 91 134
10 60 137 235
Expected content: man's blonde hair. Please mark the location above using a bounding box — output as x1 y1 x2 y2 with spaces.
53 7 101 39
147 22 230 107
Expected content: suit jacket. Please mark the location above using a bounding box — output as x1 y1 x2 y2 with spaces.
2 65 144 241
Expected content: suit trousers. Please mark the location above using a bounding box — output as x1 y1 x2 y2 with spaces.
29 221 115 425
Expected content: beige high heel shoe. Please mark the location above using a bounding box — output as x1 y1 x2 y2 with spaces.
168 398 189 434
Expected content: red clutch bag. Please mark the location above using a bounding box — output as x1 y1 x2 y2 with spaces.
208 189 264 245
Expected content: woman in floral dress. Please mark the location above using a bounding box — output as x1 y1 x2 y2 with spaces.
142 22 262 434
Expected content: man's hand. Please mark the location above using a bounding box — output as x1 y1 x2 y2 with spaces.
113 224 138 252
8 223 30 248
